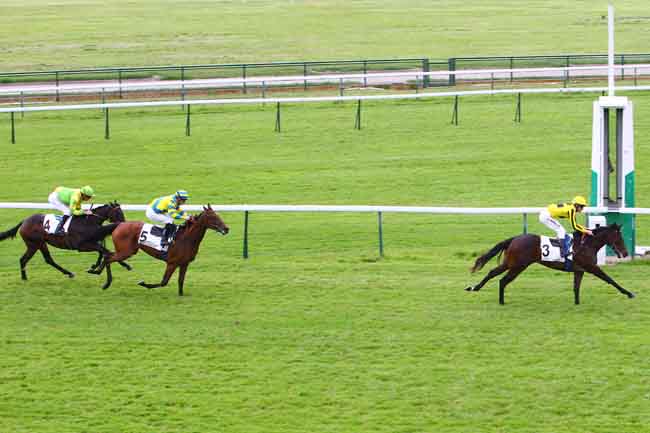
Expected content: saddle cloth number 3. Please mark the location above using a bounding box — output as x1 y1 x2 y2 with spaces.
540 236 568 262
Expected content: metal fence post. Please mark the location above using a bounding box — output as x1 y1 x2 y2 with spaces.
451 95 459 125
10 112 15 144
621 54 625 81
303 63 308 91
242 65 247 94
378 211 384 257
185 104 191 136
339 78 344 97
448 58 456 86
243 211 249 259
118 70 123 99
104 107 110 140
354 100 361 130
422 58 430 88
363 60 368 87
514 93 522 123
55 71 60 102
523 213 528 234
20 91 24 119
274 102 281 132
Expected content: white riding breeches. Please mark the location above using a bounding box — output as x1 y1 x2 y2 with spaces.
146 207 174 226
539 209 566 239
48 192 71 215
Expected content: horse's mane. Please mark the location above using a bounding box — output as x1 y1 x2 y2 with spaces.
592 224 618 235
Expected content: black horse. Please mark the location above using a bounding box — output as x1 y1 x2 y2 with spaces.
466 224 634 305
0 202 129 280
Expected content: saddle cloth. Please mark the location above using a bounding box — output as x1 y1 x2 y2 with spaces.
540 236 573 262
139 224 168 252
43 214 72 234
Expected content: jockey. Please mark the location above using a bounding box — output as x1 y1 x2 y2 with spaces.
539 195 593 264
47 185 95 235
146 190 191 247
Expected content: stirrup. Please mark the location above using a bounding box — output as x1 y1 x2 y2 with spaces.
54 216 69 235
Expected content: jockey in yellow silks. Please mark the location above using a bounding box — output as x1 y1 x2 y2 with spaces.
539 195 593 262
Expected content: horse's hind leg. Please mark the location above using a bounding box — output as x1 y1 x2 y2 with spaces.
498 265 528 305
139 263 178 290
466 263 508 292
19 245 38 281
40 244 74 278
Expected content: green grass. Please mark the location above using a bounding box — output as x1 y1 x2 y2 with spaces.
1 93 650 432
1 1 650 71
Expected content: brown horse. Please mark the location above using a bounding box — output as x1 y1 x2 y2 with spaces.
0 202 127 280
465 224 634 305
90 205 229 295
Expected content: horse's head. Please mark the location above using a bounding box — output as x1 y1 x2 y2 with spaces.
196 204 229 235
92 202 126 223
594 223 628 258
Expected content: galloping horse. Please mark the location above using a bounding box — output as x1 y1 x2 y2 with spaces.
90 205 229 295
0 202 127 280
465 224 635 305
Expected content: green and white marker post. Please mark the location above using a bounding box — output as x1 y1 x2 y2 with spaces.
590 5 635 257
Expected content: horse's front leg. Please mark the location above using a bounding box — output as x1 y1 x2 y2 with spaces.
139 263 178 289
583 264 635 299
573 271 584 305
177 264 189 296
89 250 103 272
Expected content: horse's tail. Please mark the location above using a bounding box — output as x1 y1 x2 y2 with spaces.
471 237 516 273
86 223 121 243
0 221 23 242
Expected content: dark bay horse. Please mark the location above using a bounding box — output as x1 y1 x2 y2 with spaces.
465 224 634 305
90 205 229 295
0 202 127 280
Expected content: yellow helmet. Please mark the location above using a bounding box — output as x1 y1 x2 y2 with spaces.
572 195 587 206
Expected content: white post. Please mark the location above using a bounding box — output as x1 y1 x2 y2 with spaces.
608 4 615 96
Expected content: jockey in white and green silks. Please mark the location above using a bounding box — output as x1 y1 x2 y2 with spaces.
47 185 95 234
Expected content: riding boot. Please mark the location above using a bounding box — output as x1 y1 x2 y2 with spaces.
54 215 69 235
562 235 573 271
162 223 176 248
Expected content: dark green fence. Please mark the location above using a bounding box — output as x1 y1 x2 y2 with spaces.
2 53 649 97
447 53 650 85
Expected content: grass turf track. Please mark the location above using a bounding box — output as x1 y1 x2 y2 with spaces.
1 1 650 71
2 1 650 431
1 92 650 432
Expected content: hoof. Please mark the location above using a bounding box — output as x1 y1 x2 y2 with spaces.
67 273 75 279
138 280 147 287
628 292 636 299
465 286 474 291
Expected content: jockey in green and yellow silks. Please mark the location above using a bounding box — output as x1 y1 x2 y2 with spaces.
146 190 191 247
47 185 95 235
